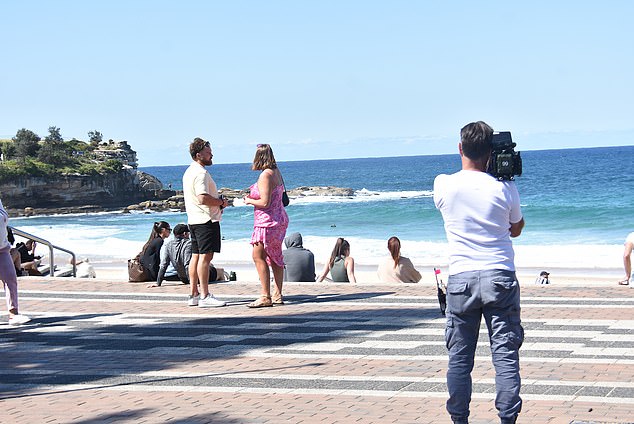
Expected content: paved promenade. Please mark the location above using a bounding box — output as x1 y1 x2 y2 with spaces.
1 277 633 423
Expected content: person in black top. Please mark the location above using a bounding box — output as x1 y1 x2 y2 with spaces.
15 239 42 276
139 221 171 281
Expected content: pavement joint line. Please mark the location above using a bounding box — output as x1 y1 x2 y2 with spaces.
28 331 628 349
16 295 634 308
11 312 634 329
243 352 634 364
7 343 634 364
3 369 633 389
3 383 634 404
19 290 634 303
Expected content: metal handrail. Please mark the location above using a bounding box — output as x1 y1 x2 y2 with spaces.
9 226 76 277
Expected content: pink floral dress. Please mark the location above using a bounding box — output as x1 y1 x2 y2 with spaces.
249 183 289 267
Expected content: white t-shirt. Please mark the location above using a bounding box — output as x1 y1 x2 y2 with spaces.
626 232 634 245
433 170 523 275
182 161 222 225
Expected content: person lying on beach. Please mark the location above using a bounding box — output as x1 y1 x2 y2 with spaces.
619 232 634 285
317 237 357 283
376 236 422 283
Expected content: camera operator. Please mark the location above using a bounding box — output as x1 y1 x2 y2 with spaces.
433 121 525 424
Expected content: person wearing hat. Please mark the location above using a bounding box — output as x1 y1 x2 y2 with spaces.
535 271 550 284
148 224 218 288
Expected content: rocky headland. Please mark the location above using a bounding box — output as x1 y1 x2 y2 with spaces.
1 135 356 217
4 183 355 217
117 186 354 213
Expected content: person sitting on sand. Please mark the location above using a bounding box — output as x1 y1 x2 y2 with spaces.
535 271 550 285
16 239 42 276
283 232 315 282
377 236 422 283
619 232 634 285
147 224 218 288
317 237 356 283
139 221 172 282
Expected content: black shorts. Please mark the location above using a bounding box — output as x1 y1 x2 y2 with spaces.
188 221 221 254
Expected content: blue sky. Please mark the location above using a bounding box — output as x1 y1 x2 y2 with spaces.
1 1 632 166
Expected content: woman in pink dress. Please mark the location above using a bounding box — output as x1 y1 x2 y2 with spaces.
244 144 289 308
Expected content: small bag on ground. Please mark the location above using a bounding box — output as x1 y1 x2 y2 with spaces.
128 256 149 282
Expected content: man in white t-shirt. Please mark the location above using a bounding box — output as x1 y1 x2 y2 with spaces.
434 121 525 424
182 138 229 308
619 232 634 285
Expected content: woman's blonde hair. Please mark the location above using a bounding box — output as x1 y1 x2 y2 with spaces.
252 143 278 171
387 236 401 268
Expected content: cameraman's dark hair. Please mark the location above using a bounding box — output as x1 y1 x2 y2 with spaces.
460 121 493 160
189 137 210 159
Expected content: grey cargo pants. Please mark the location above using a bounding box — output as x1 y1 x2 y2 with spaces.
445 269 524 424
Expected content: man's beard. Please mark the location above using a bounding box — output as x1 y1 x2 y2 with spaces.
201 158 213 166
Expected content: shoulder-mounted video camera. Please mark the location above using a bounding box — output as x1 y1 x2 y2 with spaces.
487 131 522 181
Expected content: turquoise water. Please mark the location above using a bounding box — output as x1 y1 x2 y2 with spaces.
10 145 634 270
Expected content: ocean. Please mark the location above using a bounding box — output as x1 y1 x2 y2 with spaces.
9 145 634 274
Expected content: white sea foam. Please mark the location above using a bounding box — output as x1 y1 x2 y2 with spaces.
12 224 141 262
14 221 624 272
208 237 625 272
231 189 433 207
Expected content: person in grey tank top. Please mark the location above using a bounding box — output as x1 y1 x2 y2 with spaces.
317 238 356 283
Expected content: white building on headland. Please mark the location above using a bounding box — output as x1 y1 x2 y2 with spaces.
92 140 138 168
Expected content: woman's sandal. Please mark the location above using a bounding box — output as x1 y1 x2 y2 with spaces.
618 279 630 286
247 296 273 308
272 295 284 306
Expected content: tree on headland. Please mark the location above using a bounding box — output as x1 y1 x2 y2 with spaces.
12 128 41 161
37 126 74 167
88 130 103 147
44 126 63 144
0 141 16 160
0 126 128 183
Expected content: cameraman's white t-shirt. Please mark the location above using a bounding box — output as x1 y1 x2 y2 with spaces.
433 170 523 276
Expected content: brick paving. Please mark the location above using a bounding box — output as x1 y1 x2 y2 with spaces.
1 277 633 423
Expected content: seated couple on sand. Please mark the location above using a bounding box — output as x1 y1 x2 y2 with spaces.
139 222 221 287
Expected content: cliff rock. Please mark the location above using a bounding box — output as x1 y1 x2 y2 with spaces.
0 169 165 210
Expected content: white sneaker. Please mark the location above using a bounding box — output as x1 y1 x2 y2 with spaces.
198 294 226 308
187 295 200 306
9 314 31 325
